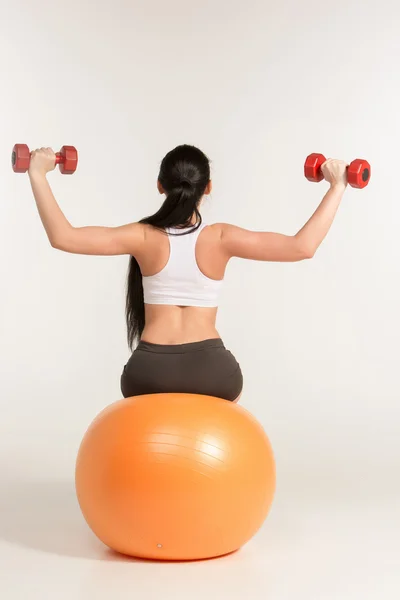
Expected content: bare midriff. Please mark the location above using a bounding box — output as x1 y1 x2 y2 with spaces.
142 305 220 345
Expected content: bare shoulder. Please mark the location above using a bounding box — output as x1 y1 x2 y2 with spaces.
116 221 147 238
212 222 246 245
203 222 225 239
140 223 165 241
140 223 168 249
215 223 243 234
120 221 147 249
213 222 263 259
201 223 243 255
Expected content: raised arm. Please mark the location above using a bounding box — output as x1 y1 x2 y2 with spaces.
28 148 145 256
221 159 348 262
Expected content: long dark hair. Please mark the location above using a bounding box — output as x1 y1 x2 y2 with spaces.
126 144 211 349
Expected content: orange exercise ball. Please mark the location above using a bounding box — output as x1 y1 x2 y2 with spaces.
76 393 276 561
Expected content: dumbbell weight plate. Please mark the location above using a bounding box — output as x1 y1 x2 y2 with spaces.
304 153 326 183
58 146 78 174
12 144 30 173
347 159 371 189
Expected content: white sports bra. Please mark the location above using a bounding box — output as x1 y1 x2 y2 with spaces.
142 223 223 307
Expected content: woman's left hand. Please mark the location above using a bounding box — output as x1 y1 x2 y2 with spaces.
28 147 57 176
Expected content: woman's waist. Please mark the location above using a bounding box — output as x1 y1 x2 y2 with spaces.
143 305 219 345
141 328 221 345
137 338 225 354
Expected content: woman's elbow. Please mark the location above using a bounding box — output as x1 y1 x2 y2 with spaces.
49 236 61 250
49 234 72 252
297 241 316 260
302 247 316 260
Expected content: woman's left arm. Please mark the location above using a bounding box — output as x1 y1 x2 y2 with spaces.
28 148 144 256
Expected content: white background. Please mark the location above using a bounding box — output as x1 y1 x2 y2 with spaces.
0 1 399 598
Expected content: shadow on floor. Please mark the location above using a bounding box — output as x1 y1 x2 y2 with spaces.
0 479 135 561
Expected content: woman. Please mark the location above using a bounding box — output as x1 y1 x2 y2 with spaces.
28 144 348 402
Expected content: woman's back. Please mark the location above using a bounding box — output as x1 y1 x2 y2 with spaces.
137 223 227 344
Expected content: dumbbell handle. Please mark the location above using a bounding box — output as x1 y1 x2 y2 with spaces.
29 150 67 165
54 152 65 165
14 148 68 164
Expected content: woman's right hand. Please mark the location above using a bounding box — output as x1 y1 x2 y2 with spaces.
321 158 348 189
28 147 57 177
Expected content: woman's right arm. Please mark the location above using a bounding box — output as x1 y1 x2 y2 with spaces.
220 159 348 262
27 148 145 256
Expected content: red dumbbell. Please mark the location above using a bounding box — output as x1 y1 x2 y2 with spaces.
12 144 78 174
304 153 371 189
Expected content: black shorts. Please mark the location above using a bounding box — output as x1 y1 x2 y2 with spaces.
121 338 243 402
